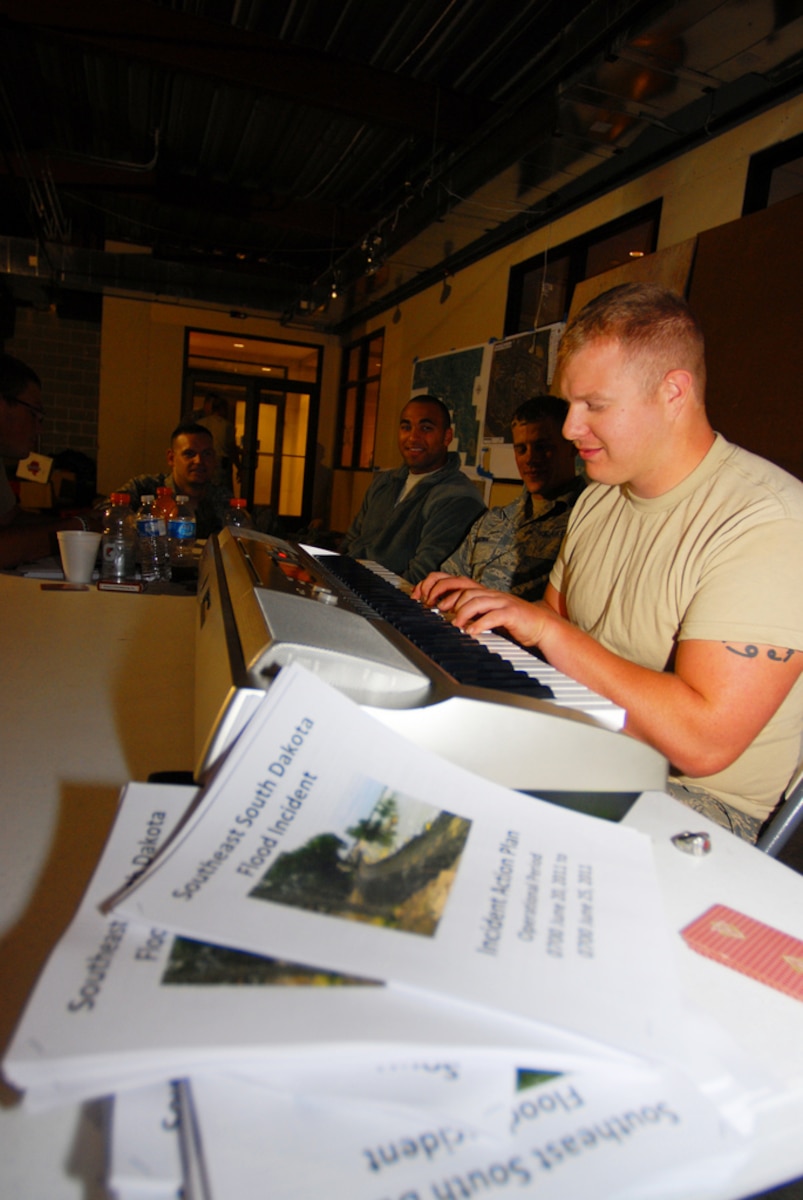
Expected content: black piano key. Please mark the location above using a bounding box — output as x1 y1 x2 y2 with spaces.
320 556 553 701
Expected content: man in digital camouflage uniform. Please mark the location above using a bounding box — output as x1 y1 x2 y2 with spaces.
433 394 582 602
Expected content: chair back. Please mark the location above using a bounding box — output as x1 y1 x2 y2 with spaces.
757 763 803 856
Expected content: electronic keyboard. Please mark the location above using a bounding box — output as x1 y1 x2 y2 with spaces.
194 528 667 816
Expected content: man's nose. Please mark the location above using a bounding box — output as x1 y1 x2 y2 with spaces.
562 407 583 441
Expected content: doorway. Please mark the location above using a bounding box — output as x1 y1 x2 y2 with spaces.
184 331 322 529
239 386 311 518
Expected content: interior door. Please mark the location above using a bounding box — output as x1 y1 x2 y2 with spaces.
184 333 321 529
239 387 311 522
247 392 283 513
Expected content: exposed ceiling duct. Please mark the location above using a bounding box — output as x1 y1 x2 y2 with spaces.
0 0 801 329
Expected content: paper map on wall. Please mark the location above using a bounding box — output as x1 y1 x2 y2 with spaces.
484 325 565 442
411 343 490 466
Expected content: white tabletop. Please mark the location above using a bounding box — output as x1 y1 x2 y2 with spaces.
623 791 803 1197
1 575 801 1198
0 577 195 931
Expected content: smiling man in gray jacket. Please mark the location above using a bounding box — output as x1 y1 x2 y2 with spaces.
340 395 486 584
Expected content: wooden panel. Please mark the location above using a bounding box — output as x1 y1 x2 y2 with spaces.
688 192 803 480
330 468 376 533
489 480 521 507
568 238 697 321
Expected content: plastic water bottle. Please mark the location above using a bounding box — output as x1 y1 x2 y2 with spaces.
137 495 169 582
152 488 176 577
168 495 197 578
100 492 137 581
223 497 253 529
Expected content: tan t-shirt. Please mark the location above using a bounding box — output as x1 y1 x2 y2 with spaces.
550 435 803 819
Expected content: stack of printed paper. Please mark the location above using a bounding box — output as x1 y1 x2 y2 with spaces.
2 663 789 1198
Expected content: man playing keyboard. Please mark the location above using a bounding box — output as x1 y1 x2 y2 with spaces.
414 283 803 842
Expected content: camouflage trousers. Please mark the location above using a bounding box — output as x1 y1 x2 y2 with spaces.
666 780 764 844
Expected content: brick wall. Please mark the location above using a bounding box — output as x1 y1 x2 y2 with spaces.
4 306 101 460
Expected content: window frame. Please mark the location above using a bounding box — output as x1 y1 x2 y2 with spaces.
743 130 803 215
335 329 384 471
503 200 662 336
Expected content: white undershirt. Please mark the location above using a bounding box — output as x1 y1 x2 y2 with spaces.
395 468 439 505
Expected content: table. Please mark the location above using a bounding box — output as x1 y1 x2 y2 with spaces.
0 575 195 1197
1 573 802 1198
622 792 803 1199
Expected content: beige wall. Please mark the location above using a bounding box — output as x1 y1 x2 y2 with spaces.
97 93 803 517
343 94 803 507
97 300 341 496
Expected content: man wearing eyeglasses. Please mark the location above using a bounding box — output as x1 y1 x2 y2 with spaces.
0 354 89 568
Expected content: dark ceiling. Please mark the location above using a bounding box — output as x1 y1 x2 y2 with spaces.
1 0 802 331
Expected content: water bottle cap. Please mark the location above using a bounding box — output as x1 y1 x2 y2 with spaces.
110 492 131 504
230 498 247 508
176 495 189 502
140 494 155 502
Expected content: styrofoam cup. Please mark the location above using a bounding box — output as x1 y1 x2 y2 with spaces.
56 530 101 583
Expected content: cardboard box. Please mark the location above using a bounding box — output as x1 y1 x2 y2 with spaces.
17 470 77 510
18 480 53 509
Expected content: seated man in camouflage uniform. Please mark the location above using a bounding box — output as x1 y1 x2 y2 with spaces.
424 395 582 602
115 422 232 539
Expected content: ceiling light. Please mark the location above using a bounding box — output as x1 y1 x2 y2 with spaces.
362 233 385 276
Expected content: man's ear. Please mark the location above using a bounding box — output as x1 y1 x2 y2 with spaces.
443 426 453 447
166 446 175 470
662 369 694 419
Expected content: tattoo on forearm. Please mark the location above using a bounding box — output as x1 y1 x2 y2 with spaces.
768 647 796 662
724 643 795 663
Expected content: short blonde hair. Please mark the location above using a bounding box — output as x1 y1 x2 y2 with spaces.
557 283 706 397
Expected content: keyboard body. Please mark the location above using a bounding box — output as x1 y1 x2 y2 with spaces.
194 529 667 814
